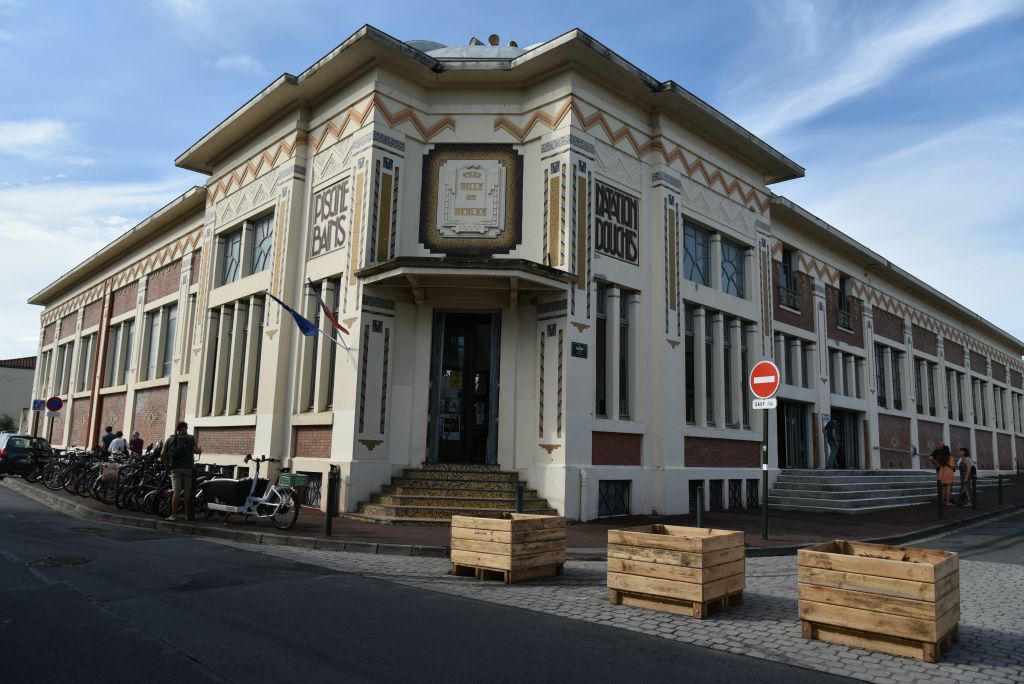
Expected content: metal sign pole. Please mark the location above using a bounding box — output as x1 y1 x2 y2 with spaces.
762 408 769 540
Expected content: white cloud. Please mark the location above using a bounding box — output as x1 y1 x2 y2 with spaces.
212 53 266 75
0 178 191 358
783 112 1024 341
0 119 94 165
732 0 1024 137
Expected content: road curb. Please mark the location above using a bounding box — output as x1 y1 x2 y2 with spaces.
0 477 449 559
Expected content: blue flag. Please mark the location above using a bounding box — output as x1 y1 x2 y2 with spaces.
266 292 318 337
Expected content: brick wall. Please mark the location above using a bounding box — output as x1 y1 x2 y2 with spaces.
912 324 937 356
949 425 971 454
592 432 642 466
997 433 1012 470
970 352 986 375
98 392 127 434
991 360 1007 381
825 286 864 348
293 426 333 459
58 314 74 340
42 323 55 345
917 419 944 455
684 436 759 467
872 307 903 343
190 250 202 285
47 411 65 447
945 340 964 367
111 283 138 317
146 262 182 303
1016 437 1024 466
177 383 188 424
974 430 993 469
1010 370 1023 390
83 300 102 329
878 414 912 468
69 398 89 448
132 386 170 446
772 269 814 332
195 426 256 456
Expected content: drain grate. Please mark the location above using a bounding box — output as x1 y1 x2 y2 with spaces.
27 556 92 568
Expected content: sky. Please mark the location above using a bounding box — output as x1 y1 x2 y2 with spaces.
1 0 1022 359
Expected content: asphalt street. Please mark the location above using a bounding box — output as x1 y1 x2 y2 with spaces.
922 508 1024 565
0 485 851 684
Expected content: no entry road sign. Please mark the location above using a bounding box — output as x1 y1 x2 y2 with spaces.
749 360 780 400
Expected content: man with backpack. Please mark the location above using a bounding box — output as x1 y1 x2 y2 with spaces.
163 421 202 522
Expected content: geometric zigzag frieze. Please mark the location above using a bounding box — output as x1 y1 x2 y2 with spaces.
493 96 770 213
311 94 454 155
207 132 307 204
41 228 202 327
766 245 1022 372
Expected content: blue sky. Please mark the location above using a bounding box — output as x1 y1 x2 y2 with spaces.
1 0 1022 359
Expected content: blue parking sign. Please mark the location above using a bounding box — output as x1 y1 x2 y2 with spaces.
32 399 45 411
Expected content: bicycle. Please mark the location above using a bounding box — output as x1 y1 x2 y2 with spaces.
195 455 300 530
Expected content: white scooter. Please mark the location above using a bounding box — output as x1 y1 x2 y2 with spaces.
196 454 300 530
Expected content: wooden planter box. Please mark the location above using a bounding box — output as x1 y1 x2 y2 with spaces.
450 513 566 584
798 540 960 663
607 525 745 619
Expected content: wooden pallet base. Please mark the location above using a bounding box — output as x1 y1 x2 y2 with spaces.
451 562 564 584
609 588 743 619
801 620 959 663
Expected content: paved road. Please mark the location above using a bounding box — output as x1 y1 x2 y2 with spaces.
922 509 1024 565
0 486 849 684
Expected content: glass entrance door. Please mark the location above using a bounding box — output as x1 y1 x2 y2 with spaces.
428 312 500 464
831 409 862 469
777 401 809 469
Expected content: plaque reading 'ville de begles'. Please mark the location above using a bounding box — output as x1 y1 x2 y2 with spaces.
437 159 506 239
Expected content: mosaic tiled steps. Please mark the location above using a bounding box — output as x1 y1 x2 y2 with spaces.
346 463 558 525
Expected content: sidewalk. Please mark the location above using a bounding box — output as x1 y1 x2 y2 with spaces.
4 474 1021 557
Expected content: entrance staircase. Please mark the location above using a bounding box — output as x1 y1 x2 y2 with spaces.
344 463 558 525
768 469 1009 514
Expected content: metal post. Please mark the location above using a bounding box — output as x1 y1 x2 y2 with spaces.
762 410 769 540
998 474 1003 506
515 482 525 513
971 473 978 512
696 485 704 528
325 465 339 537
937 480 944 519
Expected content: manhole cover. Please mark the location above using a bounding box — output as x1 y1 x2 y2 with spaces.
27 556 92 568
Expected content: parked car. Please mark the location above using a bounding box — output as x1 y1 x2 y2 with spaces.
0 433 54 478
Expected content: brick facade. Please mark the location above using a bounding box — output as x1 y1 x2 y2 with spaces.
111 283 137 317
970 352 987 375
911 324 937 356
58 314 74 340
997 433 1012 470
145 262 182 303
82 300 102 329
772 269 814 332
684 437 759 467
195 426 256 456
974 429 993 469
949 425 971 454
293 426 333 459
917 419 944 455
945 340 964 367
1016 437 1024 465
991 360 1007 381
190 250 202 285
47 411 65 447
98 392 127 435
872 307 903 343
132 385 170 446
42 323 55 345
592 431 642 466
825 287 864 348
1011 370 1023 390
878 414 912 468
69 399 89 448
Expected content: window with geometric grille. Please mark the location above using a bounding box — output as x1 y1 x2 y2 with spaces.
220 229 242 285
683 221 710 286
728 479 743 510
598 480 630 517
746 479 759 508
249 214 274 273
721 239 745 297
709 479 724 511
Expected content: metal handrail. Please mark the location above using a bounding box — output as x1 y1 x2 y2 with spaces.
778 285 800 310
837 308 854 330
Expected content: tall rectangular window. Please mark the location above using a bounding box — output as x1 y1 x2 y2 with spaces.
220 229 242 285
914 358 924 415
162 304 177 378
77 334 94 392
618 292 631 420
927 362 936 417
946 370 955 420
705 316 715 425
325 281 340 409
306 294 322 411
980 381 989 425
595 284 608 417
723 320 733 427
683 222 710 286
892 352 903 410
741 324 751 429
248 214 274 274
956 373 964 422
145 310 161 380
684 305 695 424
721 240 745 297
778 247 799 310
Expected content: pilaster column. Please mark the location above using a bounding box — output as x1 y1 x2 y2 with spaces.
790 338 804 389
694 307 707 428
712 312 725 428
730 319 743 426
844 354 856 399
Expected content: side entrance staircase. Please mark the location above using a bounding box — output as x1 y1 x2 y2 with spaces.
769 469 1010 514
344 463 557 525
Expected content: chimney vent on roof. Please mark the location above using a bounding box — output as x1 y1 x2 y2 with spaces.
469 36 483 46
509 40 518 47
488 34 500 46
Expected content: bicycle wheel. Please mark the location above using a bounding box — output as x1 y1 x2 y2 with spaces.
268 487 299 530
24 465 41 483
61 467 79 494
93 479 116 505
42 463 64 490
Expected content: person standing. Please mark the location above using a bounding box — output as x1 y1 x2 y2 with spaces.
823 417 840 469
100 426 115 452
956 447 975 506
129 431 144 457
163 421 202 522
108 431 128 456
930 442 955 506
